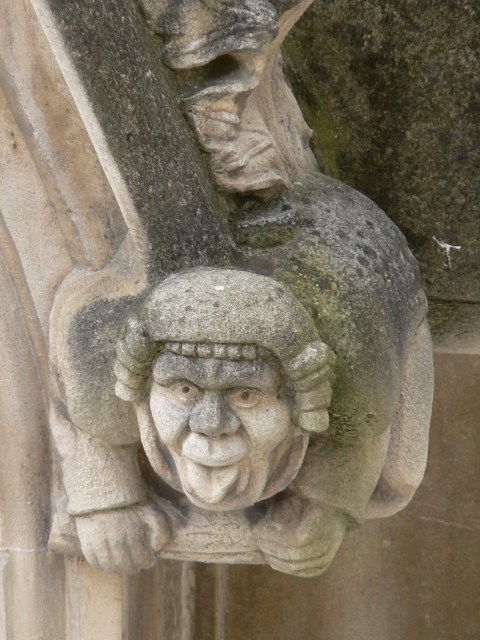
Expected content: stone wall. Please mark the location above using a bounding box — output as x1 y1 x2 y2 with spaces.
285 0 480 303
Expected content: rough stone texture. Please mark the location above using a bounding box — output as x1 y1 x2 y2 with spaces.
429 300 480 354
49 186 433 575
239 177 429 445
192 352 480 640
2 0 474 634
33 0 433 580
35 0 234 279
284 0 480 302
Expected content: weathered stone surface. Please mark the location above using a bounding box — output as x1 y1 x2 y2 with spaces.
141 0 318 193
194 353 480 640
34 0 433 580
50 190 433 575
0 551 65 640
429 300 480 354
34 0 234 279
284 0 480 302
0 0 448 633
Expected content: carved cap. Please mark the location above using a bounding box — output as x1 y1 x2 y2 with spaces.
114 268 334 432
146 269 316 357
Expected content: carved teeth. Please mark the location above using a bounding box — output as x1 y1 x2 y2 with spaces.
257 346 270 359
226 344 242 360
197 343 213 358
167 342 183 355
213 344 227 359
181 343 197 357
241 345 257 360
164 342 266 361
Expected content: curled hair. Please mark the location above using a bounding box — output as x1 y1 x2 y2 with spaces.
114 311 335 434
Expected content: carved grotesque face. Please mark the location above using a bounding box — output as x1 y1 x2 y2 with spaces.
149 350 295 511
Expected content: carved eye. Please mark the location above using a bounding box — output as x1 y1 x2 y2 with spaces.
227 389 263 410
168 381 202 405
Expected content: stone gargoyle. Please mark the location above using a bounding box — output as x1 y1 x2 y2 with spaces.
45 0 434 578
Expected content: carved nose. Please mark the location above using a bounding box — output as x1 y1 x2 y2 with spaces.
189 392 240 436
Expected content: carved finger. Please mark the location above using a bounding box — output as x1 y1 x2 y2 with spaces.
77 523 112 572
108 537 139 575
81 542 102 571
139 505 172 554
263 551 335 578
124 532 156 572
93 539 118 573
260 540 323 563
271 561 333 578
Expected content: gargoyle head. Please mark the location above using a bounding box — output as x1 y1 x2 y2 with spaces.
114 268 333 511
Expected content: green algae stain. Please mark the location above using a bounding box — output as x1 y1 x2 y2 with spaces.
283 36 344 180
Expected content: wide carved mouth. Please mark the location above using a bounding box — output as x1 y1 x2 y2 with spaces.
182 432 248 468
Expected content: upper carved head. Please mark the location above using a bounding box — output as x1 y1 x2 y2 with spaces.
140 0 317 192
140 0 310 68
114 268 333 511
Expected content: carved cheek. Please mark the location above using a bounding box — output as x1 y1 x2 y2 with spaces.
150 387 190 446
241 399 293 454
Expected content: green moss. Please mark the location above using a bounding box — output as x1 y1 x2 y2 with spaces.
283 37 345 180
282 0 480 301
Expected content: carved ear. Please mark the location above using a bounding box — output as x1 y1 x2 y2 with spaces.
365 319 434 518
286 341 335 434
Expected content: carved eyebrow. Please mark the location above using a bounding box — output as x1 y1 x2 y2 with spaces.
151 373 198 386
152 360 203 386
152 354 276 390
205 366 281 394
152 368 267 389
225 386 267 396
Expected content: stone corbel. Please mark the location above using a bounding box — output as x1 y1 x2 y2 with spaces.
41 0 433 577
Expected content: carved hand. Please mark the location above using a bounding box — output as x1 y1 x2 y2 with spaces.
75 503 171 574
254 496 349 578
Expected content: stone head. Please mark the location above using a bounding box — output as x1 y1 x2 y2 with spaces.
114 268 334 511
